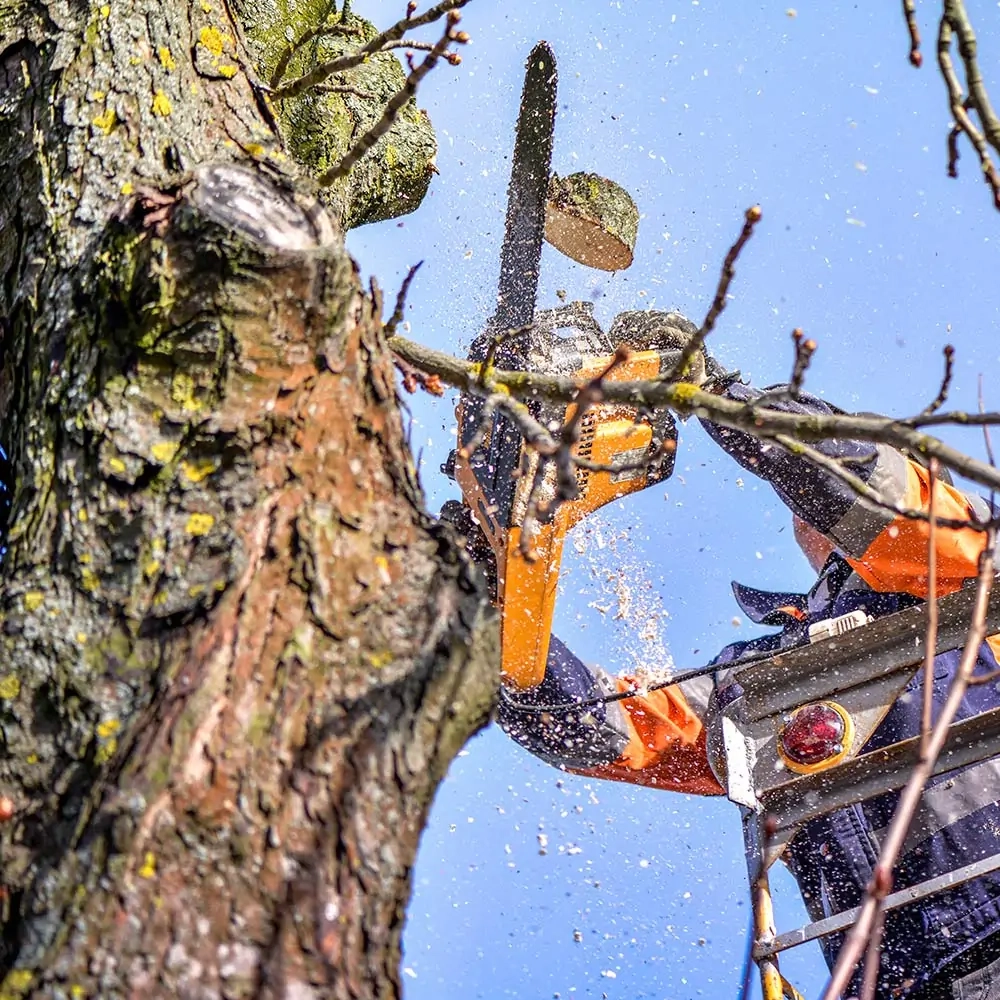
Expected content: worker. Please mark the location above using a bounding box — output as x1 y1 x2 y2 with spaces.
495 315 1000 1000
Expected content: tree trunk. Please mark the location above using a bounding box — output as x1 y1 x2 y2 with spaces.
0 1 496 996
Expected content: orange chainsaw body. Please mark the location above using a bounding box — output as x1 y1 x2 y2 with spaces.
454 348 675 690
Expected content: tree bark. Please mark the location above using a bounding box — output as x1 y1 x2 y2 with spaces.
0 1 496 997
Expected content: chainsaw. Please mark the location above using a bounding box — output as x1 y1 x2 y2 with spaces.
441 42 680 692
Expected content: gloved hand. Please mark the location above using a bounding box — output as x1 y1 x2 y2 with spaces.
607 310 736 389
498 636 632 770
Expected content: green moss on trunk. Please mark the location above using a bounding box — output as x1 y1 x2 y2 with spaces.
234 1 437 228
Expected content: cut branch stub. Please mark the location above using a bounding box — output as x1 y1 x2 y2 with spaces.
544 171 639 271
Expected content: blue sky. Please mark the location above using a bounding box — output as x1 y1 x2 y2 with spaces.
347 2 1000 997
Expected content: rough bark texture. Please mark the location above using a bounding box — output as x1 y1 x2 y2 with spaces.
0 1 496 997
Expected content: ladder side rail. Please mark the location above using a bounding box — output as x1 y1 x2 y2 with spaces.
742 807 787 1000
734 583 1000 723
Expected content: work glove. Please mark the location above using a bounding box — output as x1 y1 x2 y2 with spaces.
607 310 736 389
498 636 632 771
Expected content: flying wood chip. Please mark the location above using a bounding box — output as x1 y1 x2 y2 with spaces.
544 172 639 271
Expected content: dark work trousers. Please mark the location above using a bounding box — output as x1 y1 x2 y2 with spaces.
904 937 1000 1000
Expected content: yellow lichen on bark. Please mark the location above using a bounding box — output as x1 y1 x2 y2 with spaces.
151 91 173 116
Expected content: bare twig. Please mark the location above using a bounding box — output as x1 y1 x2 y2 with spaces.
478 324 532 389
938 7 1000 210
492 396 557 456
312 84 376 98
519 456 554 558
387 263 442 393
459 403 671 481
787 328 816 400
921 345 955 416
491 395 557 556
269 21 363 90
381 39 437 53
457 399 497 459
948 123 963 177
946 0 1000 157
700 205 763 339
969 378 998 687
902 0 923 67
272 0 468 99
921 458 940 752
859 901 887 1000
666 205 762 381
753 328 816 407
510 348 637 558
317 14 466 186
537 346 633 520
821 530 997 1000
968 661 1000 685
574 438 676 475
392 341 443 395
384 262 423 336
393 354 444 395
908 409 1000 429
461 415 672 481
771 434 987 533
980 373 997 470
521 450 552 512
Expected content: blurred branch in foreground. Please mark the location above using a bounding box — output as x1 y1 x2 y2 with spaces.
824 529 997 1000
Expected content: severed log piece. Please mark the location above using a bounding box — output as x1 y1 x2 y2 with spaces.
544 171 639 270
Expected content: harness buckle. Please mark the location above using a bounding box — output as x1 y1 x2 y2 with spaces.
807 610 873 644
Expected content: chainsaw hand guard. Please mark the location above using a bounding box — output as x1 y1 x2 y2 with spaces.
607 310 738 392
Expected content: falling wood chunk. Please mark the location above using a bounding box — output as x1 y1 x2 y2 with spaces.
544 172 639 271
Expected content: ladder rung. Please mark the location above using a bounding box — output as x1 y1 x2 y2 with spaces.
756 849 1000 959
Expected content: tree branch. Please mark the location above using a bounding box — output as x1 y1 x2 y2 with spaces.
385 261 423 336
945 0 1000 156
921 345 955 416
902 0 922 67
268 20 364 90
921 459 940 750
535 345 633 521
907 409 1000 428
937 3 1000 210
388 334 1000 495
859 900 888 1000
317 13 467 185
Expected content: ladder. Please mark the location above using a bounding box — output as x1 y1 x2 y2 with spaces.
710 582 1000 1000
